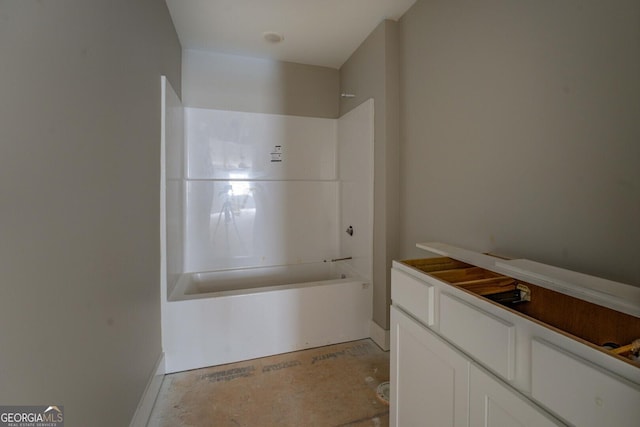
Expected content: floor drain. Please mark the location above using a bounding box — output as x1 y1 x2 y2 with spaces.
376 381 390 405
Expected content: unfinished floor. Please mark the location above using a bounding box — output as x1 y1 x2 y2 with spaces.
149 339 390 427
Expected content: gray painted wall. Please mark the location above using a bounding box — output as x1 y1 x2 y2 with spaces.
0 1 181 425
340 20 400 329
399 0 640 286
183 49 339 118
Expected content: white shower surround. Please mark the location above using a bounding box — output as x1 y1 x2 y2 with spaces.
184 107 341 272
161 76 374 372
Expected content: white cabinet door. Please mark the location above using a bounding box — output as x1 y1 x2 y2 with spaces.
531 339 640 427
469 364 562 427
391 306 469 427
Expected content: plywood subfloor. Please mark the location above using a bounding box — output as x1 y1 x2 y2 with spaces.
149 339 390 427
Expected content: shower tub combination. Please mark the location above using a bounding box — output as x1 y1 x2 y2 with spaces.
162 261 372 373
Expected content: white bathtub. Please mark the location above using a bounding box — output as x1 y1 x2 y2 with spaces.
162 262 372 373
170 261 354 300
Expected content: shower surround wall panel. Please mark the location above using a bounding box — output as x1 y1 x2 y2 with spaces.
338 99 374 281
184 108 339 272
162 79 185 298
185 108 336 180
186 180 339 271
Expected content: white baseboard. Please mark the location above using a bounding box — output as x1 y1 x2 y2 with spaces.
369 320 390 351
130 352 165 427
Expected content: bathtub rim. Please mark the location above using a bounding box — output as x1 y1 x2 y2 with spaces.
168 260 367 302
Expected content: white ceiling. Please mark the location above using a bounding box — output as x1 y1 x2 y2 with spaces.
165 0 417 69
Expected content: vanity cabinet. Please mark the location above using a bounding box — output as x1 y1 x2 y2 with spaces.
468 364 559 427
391 306 559 427
390 306 469 427
390 243 640 427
